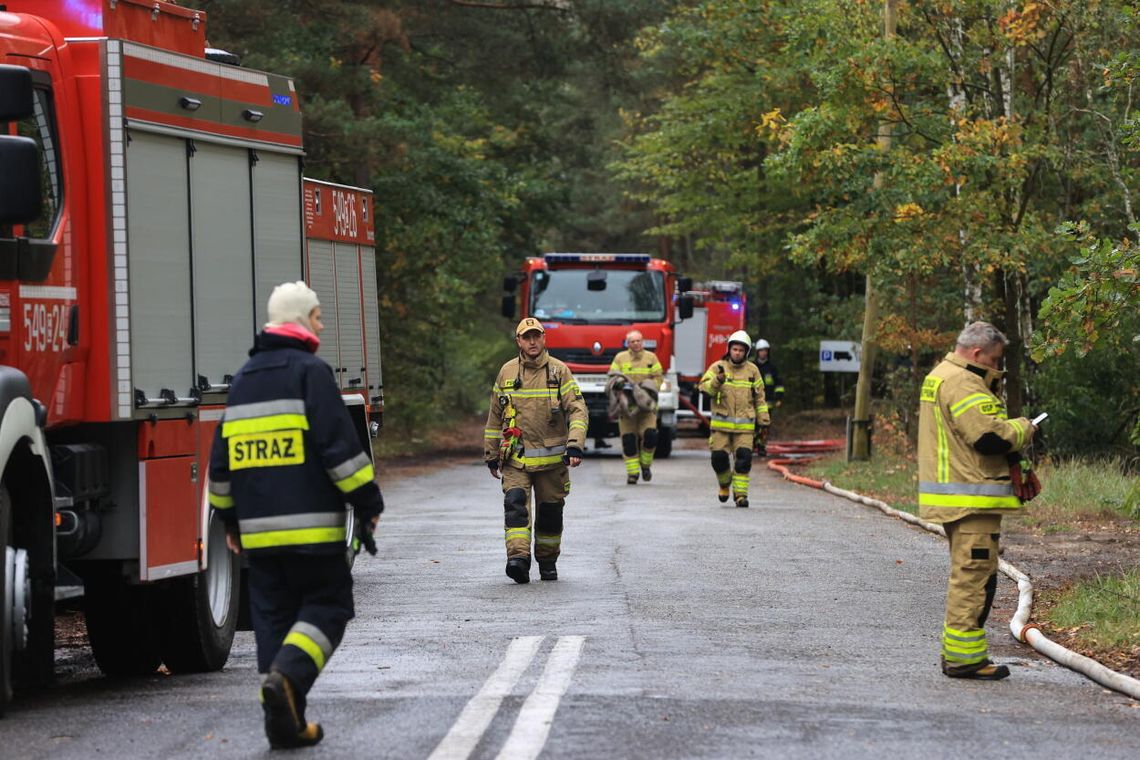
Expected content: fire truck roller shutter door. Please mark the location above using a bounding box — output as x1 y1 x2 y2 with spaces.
307 239 341 376
126 131 193 403
333 242 364 390
253 152 304 328
190 142 255 388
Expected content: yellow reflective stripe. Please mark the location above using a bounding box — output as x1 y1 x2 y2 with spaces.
222 414 309 437
511 452 564 466
710 420 754 431
535 535 560 546
933 406 949 483
208 493 234 509
505 527 530 541
625 457 640 474
918 493 1021 509
569 421 588 432
283 631 327 671
240 526 346 549
334 463 375 493
724 379 754 387
950 393 992 418
1010 418 1026 449
485 428 502 439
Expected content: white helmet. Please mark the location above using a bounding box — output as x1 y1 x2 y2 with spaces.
754 338 770 350
727 330 752 349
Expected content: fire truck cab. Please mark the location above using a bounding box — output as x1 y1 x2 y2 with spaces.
0 0 382 713
503 253 692 457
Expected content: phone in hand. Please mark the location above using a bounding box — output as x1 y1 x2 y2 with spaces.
1031 412 1048 426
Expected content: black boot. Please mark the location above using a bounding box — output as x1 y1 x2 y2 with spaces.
261 670 324 749
538 560 558 581
505 557 531 584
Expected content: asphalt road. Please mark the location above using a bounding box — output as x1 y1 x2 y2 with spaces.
4 445 1138 759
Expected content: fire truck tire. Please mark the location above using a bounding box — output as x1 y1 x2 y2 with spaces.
82 566 163 676
0 487 14 715
157 512 240 673
655 428 675 459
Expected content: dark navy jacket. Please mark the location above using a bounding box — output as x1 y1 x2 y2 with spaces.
208 327 383 555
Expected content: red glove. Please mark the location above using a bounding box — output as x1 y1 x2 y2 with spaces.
1009 458 1042 502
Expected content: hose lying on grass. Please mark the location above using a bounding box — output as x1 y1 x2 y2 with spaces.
766 441 1140 701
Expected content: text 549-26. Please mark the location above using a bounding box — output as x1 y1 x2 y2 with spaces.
23 302 68 353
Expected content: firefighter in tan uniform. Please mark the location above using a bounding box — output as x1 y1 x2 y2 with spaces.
699 330 770 508
608 330 664 484
485 318 588 583
918 322 1037 680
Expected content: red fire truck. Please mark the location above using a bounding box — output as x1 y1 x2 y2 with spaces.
674 281 747 431
0 0 382 712
502 253 693 457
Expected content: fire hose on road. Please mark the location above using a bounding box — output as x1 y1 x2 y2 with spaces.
766 440 1140 701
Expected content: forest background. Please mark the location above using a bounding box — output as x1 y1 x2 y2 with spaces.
197 0 1138 465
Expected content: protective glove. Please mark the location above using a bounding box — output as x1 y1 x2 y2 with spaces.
354 516 377 556
754 425 769 457
563 446 584 464
1007 456 1042 502
487 460 500 479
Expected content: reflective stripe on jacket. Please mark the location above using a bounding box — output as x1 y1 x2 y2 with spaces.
208 329 383 555
484 351 588 470
608 349 663 388
917 352 1033 523
698 358 770 432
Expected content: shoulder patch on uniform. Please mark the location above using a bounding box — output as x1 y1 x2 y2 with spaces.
920 375 943 403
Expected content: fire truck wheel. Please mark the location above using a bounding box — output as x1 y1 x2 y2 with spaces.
157 511 240 673
0 486 14 715
655 428 675 459
82 565 163 676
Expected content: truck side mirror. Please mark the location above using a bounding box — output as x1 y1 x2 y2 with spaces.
501 295 516 319
0 136 43 225
0 65 35 122
678 294 694 320
502 276 518 293
679 276 693 293
586 270 607 291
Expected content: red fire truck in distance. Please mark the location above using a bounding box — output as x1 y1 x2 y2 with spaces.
0 0 381 712
674 281 747 431
502 253 693 458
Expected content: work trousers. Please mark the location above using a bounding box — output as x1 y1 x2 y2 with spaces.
501 464 569 562
941 513 1002 666
618 410 657 477
709 430 754 499
247 553 354 701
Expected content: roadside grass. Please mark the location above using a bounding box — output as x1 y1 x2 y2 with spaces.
806 450 1138 527
1019 458 1139 530
1044 568 1140 653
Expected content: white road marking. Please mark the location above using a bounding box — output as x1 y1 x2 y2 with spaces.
494 635 586 760
428 636 545 760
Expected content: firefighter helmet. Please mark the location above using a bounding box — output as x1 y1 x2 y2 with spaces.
754 338 770 351
727 330 752 349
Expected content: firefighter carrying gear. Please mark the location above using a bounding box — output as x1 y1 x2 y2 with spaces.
918 350 1035 678
700 354 769 506
608 347 663 484
485 349 587 582
208 321 383 746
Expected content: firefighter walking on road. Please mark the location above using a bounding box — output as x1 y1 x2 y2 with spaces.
752 338 783 457
485 318 588 583
208 281 384 749
699 330 770 507
918 321 1037 681
607 330 664 484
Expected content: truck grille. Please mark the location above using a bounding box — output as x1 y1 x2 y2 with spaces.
549 348 620 366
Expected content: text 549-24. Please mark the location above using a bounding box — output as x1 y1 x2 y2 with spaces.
23 302 69 353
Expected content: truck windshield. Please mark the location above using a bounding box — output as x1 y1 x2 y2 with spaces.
530 269 666 323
